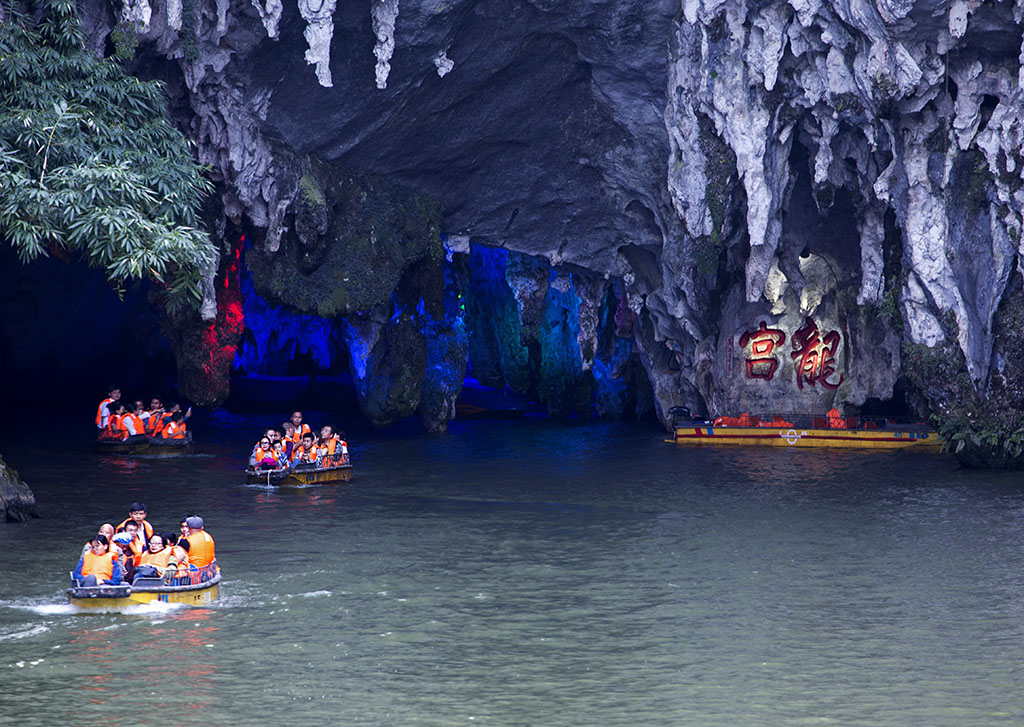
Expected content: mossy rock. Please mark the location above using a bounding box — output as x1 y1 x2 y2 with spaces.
248 169 443 318
903 291 1024 468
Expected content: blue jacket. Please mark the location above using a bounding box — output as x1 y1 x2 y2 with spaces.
73 553 124 585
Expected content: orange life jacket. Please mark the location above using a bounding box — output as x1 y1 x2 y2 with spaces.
145 410 165 435
139 547 174 572
121 538 145 567
122 412 145 436
81 550 117 581
288 424 311 444
185 531 215 568
95 398 115 427
170 544 189 568
827 408 846 429
116 518 154 543
103 414 128 440
292 444 319 464
162 421 186 439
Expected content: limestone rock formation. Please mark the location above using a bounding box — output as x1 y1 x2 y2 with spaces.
0 457 38 523
72 0 1024 463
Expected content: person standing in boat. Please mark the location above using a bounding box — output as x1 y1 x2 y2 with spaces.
184 516 216 580
116 503 154 547
73 534 123 587
95 386 121 431
289 411 311 443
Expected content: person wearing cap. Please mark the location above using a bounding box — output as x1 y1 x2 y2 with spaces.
73 534 124 587
116 503 153 546
184 516 216 570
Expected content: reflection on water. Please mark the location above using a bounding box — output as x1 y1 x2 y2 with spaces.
0 416 1022 726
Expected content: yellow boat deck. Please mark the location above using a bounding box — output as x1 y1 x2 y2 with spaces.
673 425 944 451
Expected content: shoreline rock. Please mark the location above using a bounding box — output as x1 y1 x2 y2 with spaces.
0 455 38 523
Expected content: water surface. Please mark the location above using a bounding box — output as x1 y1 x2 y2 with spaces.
1 414 1022 726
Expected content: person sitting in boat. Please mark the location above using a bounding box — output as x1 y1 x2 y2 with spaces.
184 516 216 580
318 425 348 465
73 534 124 587
100 400 128 440
81 523 117 557
111 532 136 582
271 439 290 467
134 534 180 582
95 386 121 431
161 411 187 439
291 431 321 467
164 532 190 569
250 436 282 469
121 402 146 438
115 521 145 567
145 397 166 436
116 502 153 547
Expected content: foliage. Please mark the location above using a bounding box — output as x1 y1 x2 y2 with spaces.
0 0 216 310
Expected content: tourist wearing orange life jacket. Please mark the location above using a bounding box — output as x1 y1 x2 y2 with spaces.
114 521 146 567
102 401 129 440
121 402 146 437
143 397 166 436
184 516 216 573
73 534 124 586
161 411 187 439
116 502 154 546
95 386 121 430
288 411 311 445
291 431 320 466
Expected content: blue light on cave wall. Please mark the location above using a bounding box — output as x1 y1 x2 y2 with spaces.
538 270 585 413
233 249 343 377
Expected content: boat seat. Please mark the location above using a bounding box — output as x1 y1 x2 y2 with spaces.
846 417 859 429
864 421 878 430
812 417 827 429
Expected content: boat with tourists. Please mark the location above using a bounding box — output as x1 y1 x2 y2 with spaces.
669 408 945 451
67 563 220 609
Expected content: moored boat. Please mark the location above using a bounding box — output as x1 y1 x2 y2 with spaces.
671 412 945 451
95 433 194 456
245 458 353 487
67 564 220 609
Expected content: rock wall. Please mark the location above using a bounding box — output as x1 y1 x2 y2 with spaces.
0 457 38 523
66 0 1024 463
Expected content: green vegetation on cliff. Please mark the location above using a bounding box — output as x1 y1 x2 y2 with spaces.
903 297 1024 468
0 0 215 309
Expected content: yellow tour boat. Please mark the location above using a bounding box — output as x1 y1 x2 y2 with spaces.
669 410 945 451
67 565 220 609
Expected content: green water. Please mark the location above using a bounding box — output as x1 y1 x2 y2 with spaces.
1 414 1023 726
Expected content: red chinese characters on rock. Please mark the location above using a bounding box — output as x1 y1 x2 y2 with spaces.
790 316 844 390
738 321 786 381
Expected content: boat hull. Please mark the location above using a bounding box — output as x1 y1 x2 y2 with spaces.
67 572 220 609
95 437 194 456
673 425 945 451
245 464 353 487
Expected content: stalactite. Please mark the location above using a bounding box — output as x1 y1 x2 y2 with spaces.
371 0 399 89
